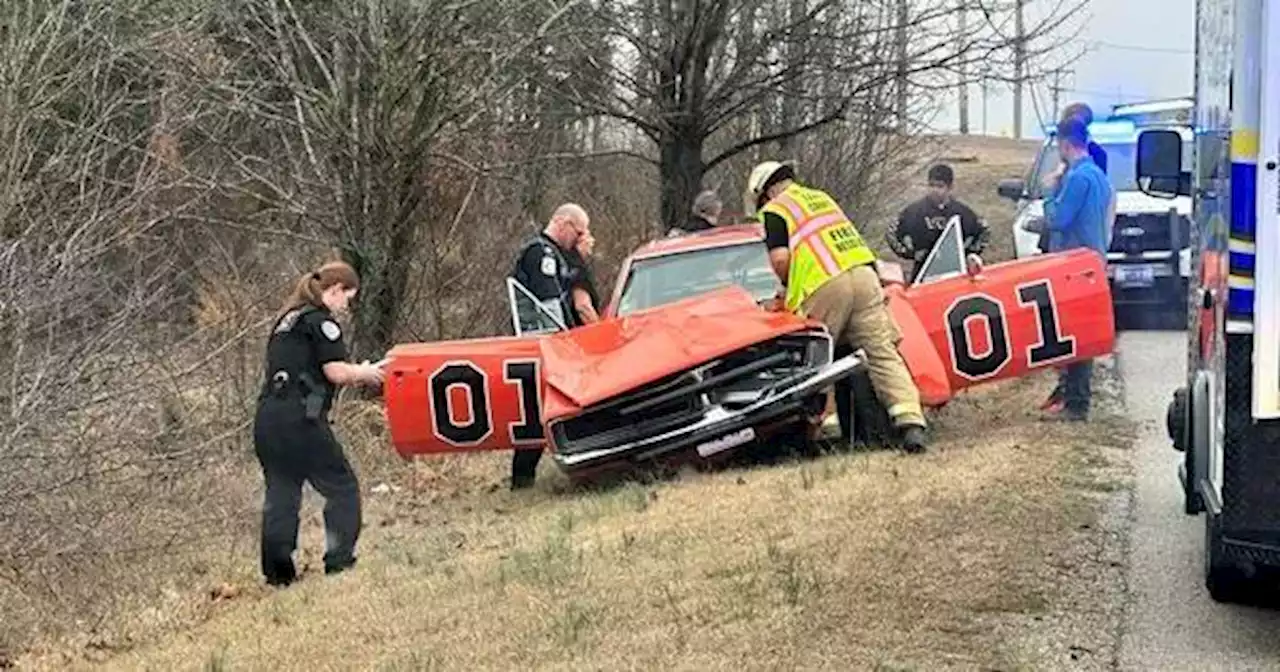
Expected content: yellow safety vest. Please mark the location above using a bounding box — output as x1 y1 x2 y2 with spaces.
759 183 876 311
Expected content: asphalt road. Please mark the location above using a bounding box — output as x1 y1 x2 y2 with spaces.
1115 330 1280 671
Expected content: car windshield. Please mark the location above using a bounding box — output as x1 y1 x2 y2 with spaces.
1029 135 1193 198
615 242 781 315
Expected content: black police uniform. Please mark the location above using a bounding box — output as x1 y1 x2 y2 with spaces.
508 233 580 489
563 246 601 314
886 197 989 282
252 304 361 585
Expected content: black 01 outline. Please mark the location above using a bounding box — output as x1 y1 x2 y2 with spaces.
1014 279 1077 367
943 292 1014 382
427 360 495 448
503 358 545 444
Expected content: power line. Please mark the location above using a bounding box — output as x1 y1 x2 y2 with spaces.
1086 41 1192 55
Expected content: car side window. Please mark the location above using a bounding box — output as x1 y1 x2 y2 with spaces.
912 215 966 285
1027 138 1062 201
507 278 568 336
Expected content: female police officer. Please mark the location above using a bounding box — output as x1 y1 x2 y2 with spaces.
253 261 384 586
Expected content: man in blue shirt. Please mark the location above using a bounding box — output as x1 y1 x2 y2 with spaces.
1062 102 1109 172
1038 102 1109 253
1040 116 1113 421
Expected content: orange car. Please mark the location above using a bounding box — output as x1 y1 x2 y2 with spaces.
382 218 1116 482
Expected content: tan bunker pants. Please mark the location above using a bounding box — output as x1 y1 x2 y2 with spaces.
799 264 927 429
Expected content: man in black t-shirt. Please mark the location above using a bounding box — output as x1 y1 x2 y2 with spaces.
886 163 990 282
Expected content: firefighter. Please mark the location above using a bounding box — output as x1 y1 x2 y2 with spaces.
252 261 385 587
508 203 595 489
887 163 990 282
746 161 928 453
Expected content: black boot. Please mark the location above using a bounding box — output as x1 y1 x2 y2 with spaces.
264 556 297 587
325 557 357 576
900 426 928 454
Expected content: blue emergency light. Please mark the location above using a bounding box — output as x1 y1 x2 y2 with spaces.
1042 118 1138 143
1085 119 1138 142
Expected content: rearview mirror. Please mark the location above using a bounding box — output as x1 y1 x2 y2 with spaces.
1137 129 1191 198
997 178 1026 201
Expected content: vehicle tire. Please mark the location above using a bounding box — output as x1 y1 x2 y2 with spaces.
849 367 894 449
1185 373 1210 515
1167 387 1187 452
1205 510 1253 603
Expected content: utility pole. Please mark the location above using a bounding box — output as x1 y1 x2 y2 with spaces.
958 1 970 134
1050 67 1073 116
981 72 990 134
1013 0 1025 138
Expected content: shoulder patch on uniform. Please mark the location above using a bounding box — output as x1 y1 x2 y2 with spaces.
320 320 342 342
540 253 557 277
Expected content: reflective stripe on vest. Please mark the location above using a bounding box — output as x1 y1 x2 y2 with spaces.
763 184 875 311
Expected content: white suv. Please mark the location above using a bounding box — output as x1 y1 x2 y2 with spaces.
997 119 1194 328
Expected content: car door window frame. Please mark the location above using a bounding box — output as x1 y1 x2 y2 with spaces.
911 215 967 286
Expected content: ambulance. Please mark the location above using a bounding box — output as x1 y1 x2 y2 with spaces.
1138 0 1280 602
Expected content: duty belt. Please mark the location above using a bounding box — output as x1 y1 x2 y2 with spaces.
267 369 326 420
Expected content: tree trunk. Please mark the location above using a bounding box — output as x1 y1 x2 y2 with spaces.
341 215 415 361
658 131 704 233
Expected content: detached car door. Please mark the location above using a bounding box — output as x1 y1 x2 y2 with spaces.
382 279 559 458
903 218 1116 395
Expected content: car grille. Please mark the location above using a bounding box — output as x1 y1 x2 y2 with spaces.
1109 212 1191 255
550 333 831 456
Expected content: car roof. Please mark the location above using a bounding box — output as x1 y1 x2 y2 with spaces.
629 223 764 261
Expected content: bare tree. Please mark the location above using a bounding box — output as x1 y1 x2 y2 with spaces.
538 0 1085 231
206 0 572 357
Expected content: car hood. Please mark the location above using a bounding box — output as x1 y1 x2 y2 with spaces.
1018 191 1191 219
1114 190 1191 215
539 285 812 409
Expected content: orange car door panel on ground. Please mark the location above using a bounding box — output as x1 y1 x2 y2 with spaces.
903 248 1115 395
384 337 549 457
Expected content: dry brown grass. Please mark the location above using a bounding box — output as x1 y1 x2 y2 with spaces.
18 357 1137 672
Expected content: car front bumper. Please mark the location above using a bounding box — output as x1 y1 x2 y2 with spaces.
549 351 864 475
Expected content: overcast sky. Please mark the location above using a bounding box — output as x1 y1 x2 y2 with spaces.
930 0 1197 138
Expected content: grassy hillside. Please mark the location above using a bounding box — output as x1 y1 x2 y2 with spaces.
12 134 1143 672
73 371 1133 672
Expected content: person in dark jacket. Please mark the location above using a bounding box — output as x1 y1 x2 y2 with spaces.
886 163 990 282
252 261 385 587
667 189 721 236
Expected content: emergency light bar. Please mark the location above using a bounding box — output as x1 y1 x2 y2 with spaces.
1042 118 1138 143
1112 97 1194 124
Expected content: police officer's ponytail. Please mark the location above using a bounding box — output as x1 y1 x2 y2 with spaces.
280 261 361 317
